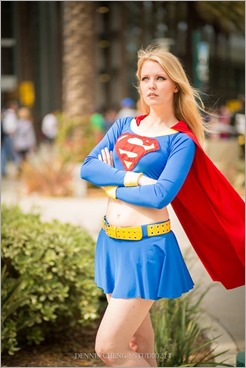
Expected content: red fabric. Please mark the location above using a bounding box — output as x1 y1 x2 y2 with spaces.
115 133 159 171
136 115 245 289
172 120 245 289
136 115 150 126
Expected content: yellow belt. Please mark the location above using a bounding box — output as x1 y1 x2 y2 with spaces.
102 217 171 241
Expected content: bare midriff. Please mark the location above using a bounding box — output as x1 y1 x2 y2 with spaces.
106 198 169 227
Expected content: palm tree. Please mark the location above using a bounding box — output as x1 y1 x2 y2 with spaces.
62 2 96 119
195 1 245 34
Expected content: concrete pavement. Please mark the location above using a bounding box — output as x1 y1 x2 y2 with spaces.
1 176 245 366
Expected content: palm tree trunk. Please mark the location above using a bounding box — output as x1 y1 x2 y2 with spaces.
62 2 96 119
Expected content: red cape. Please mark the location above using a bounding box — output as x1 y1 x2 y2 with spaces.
172 120 245 289
136 115 245 289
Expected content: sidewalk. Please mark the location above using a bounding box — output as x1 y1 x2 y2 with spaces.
1 177 245 367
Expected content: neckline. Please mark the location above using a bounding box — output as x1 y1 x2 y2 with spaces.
130 117 178 138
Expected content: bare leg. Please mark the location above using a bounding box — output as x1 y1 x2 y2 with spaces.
106 294 157 367
129 313 157 367
95 295 155 366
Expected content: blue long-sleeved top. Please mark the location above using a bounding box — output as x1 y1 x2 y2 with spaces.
81 116 196 209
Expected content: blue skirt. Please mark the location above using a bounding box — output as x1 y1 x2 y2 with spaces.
95 228 194 300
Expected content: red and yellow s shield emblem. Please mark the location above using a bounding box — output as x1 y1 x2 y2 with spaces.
115 133 159 171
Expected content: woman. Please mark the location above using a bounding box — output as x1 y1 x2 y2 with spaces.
14 107 36 169
81 46 244 367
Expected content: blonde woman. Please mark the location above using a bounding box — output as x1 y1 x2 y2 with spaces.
81 46 244 367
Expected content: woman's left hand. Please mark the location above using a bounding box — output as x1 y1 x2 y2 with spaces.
98 147 114 167
138 175 157 186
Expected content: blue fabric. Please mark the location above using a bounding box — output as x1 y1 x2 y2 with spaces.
95 228 194 300
81 116 196 299
81 117 196 208
81 118 128 187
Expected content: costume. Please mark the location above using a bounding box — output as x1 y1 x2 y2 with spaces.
171 120 245 289
95 224 194 300
81 115 245 299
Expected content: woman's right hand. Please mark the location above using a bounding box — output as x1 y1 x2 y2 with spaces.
98 147 156 186
98 147 114 167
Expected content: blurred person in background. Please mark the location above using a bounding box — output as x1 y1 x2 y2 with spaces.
90 110 105 143
218 104 232 139
14 107 36 171
1 100 18 176
117 97 138 118
103 108 118 132
41 111 58 144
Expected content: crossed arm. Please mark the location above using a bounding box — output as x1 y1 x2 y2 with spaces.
81 118 196 209
92 136 196 209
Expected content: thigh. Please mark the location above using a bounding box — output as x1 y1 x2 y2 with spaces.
97 296 154 348
106 294 153 338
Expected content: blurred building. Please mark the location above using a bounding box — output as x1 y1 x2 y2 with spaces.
1 2 245 129
1 2 63 130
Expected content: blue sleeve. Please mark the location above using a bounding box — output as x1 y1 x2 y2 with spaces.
80 118 127 186
116 134 196 209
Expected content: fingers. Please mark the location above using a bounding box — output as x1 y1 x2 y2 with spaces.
98 148 113 166
101 147 108 163
110 150 113 165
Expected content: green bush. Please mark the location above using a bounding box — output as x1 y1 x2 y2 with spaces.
151 287 231 367
1 204 101 355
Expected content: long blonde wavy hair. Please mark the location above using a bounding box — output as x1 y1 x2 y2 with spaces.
136 46 206 144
